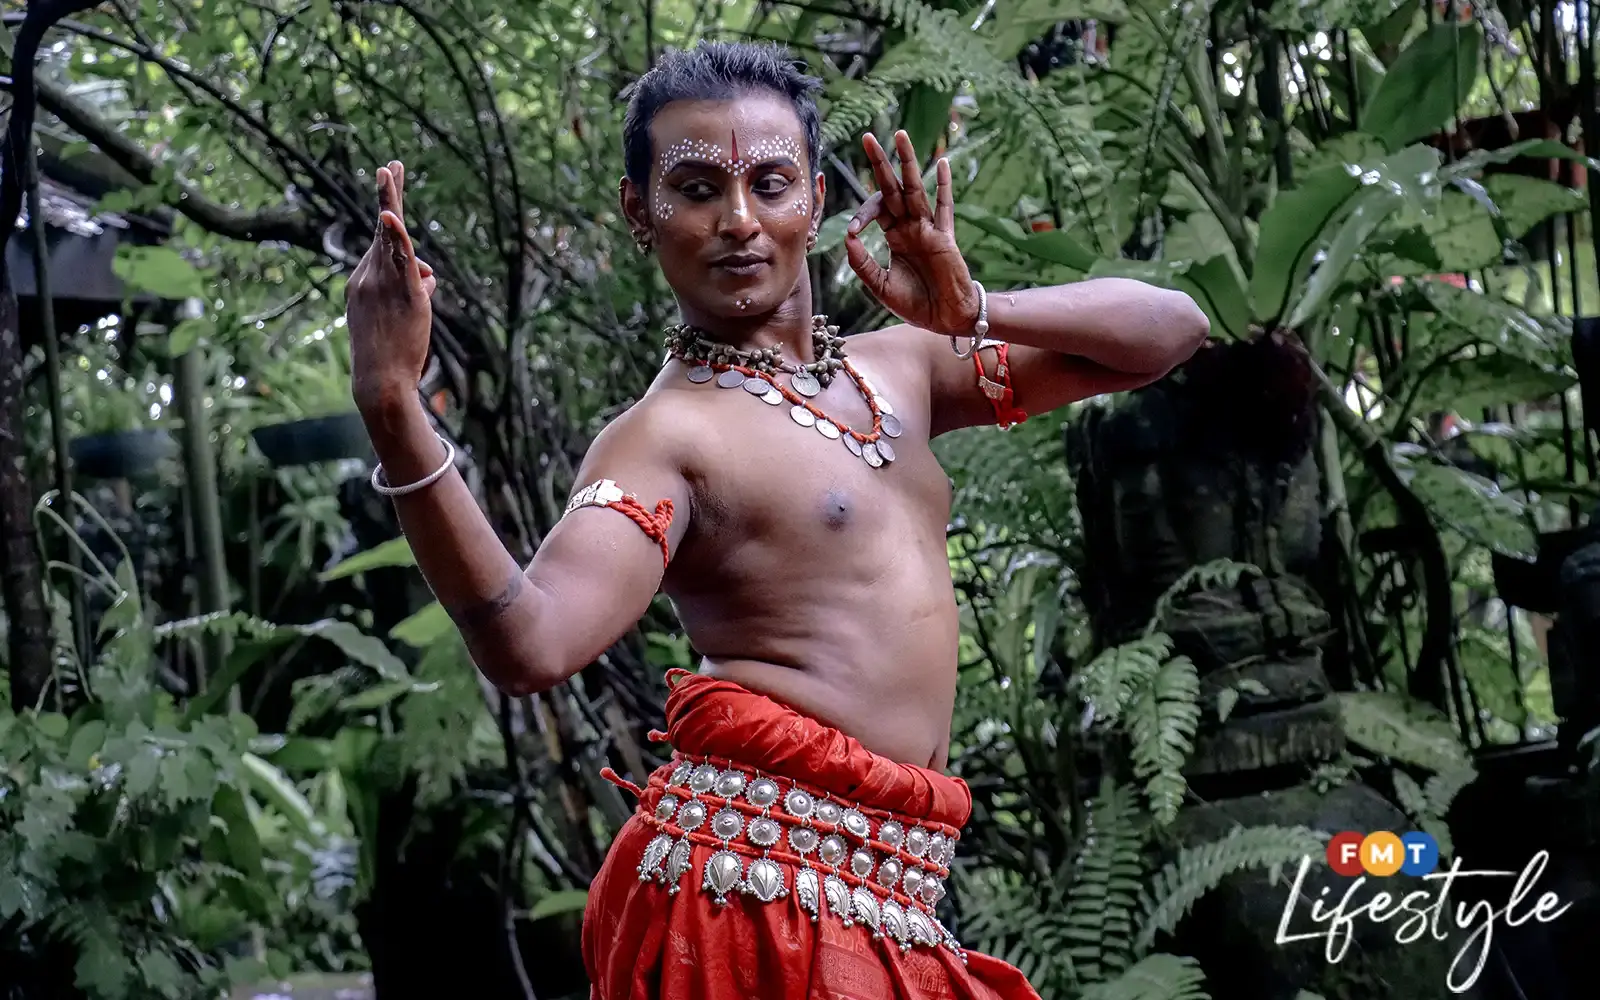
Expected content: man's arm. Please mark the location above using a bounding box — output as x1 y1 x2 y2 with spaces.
363 396 691 696
927 279 1210 436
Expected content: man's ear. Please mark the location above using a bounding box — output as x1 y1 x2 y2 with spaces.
619 176 651 238
810 172 827 235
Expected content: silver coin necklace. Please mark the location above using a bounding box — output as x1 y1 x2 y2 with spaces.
663 314 904 468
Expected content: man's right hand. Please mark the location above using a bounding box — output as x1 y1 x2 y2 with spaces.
346 160 437 413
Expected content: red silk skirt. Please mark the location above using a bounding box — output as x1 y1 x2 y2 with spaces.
583 670 1040 1000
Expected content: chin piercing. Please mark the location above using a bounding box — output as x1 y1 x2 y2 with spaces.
737 298 752 310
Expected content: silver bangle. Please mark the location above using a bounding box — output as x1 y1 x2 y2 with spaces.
950 280 989 359
371 432 457 497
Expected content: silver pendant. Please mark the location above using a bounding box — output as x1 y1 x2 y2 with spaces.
842 809 870 840
851 886 883 937
788 827 819 855
710 807 744 840
878 821 904 849
906 827 930 857
714 770 747 798
687 366 715 384
824 875 852 923
876 439 896 464
670 763 693 786
819 835 847 867
881 899 910 950
815 801 843 825
815 420 841 440
746 778 780 807
689 765 719 793
876 858 902 890
842 434 863 458
907 907 939 947
902 868 924 898
677 800 707 831
796 868 821 921
716 370 746 389
638 833 673 882
761 387 784 405
874 395 894 416
665 838 693 891
744 858 788 902
928 834 947 867
862 442 884 468
790 371 821 397
743 377 771 396
790 406 816 428
850 848 874 879
747 817 782 848
881 414 903 439
655 795 679 823
784 789 815 817
703 851 744 904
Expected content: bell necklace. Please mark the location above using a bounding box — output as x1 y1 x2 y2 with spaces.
662 314 903 468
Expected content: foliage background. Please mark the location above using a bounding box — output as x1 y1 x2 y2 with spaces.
3 0 1598 998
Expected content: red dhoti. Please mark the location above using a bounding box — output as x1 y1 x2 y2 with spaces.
584 670 1041 1000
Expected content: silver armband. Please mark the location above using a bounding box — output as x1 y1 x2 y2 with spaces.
565 478 628 516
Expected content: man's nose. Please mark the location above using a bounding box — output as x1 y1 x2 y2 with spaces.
718 185 761 241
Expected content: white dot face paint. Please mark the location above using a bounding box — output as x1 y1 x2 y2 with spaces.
651 133 805 221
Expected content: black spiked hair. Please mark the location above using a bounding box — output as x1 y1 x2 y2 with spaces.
623 41 823 190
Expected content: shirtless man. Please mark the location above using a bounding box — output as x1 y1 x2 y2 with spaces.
346 40 1207 1000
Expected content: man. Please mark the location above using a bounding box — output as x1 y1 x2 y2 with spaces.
345 40 1207 1000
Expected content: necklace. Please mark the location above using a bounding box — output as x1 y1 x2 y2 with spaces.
663 315 904 469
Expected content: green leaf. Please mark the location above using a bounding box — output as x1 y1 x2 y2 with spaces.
1362 24 1483 150
66 720 107 769
1288 185 1400 328
241 752 317 836
137 948 186 998
338 678 439 712
1440 138 1600 180
955 203 1098 271
75 935 134 1000
813 210 852 255
1174 255 1250 340
1404 352 1574 418
319 536 417 581
528 887 591 921
1251 165 1360 323
125 747 159 797
1217 687 1239 724
35 713 69 740
112 245 204 300
390 600 454 649
166 317 207 356
1397 456 1536 559
212 784 263 880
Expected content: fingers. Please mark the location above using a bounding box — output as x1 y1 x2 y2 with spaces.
389 160 406 224
893 131 930 219
380 210 425 297
934 156 954 232
862 133 905 219
847 192 884 237
844 230 891 302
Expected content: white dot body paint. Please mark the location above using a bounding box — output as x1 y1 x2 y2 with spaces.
651 135 805 221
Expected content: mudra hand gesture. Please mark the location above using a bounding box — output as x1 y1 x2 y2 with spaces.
844 130 981 336
345 160 437 411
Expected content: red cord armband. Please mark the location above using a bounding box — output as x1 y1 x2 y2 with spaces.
974 341 1028 429
565 479 675 569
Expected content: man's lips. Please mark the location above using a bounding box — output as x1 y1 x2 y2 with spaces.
711 254 769 275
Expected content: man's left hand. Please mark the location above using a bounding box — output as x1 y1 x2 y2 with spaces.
845 130 981 336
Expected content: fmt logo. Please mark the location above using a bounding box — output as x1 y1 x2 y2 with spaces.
1326 830 1439 876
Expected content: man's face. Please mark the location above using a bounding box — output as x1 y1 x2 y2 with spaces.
628 92 822 320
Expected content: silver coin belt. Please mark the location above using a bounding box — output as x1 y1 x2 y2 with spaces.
634 753 968 961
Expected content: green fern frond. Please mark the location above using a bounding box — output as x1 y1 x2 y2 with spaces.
1079 953 1210 1000
1135 824 1326 952
1128 655 1201 824
1063 781 1148 983
1076 633 1172 726
1336 691 1472 775
1145 559 1260 637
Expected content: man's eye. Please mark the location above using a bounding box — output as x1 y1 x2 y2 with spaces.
678 181 716 200
753 175 792 196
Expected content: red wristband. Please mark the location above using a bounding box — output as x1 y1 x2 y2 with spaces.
973 342 1028 428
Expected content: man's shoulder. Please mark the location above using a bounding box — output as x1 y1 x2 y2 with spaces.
588 381 714 458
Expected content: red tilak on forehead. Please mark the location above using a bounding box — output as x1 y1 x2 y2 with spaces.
730 131 739 161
